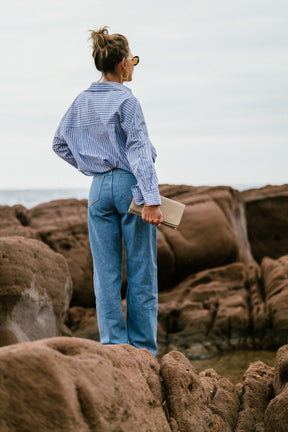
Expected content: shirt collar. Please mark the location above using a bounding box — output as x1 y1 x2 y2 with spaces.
85 81 132 93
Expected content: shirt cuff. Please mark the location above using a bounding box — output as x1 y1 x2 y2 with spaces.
131 185 161 206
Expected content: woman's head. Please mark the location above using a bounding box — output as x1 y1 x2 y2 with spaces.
90 27 138 83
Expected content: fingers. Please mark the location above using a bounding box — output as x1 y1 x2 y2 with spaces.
141 207 163 226
142 215 158 225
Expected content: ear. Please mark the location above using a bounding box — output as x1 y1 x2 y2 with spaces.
115 58 126 75
119 58 126 71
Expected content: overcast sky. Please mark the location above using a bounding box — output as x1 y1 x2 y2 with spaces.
1 0 287 190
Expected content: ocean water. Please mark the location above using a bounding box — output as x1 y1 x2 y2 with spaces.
0 183 270 209
0 188 90 209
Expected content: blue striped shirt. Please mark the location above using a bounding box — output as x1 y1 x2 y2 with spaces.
52 81 161 206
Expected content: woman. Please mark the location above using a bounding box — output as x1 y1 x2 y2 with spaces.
53 27 163 355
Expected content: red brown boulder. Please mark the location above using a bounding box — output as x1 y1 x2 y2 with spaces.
241 184 288 263
235 361 274 432
158 262 251 359
0 236 72 347
0 337 170 432
157 185 256 290
264 345 288 432
160 350 240 431
261 255 288 346
26 199 94 307
0 205 36 238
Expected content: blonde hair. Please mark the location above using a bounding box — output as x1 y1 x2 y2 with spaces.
90 26 129 74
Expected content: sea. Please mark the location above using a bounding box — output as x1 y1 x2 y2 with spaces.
0 188 90 209
0 183 269 209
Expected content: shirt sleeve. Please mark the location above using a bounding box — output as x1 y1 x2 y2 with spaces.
52 123 78 169
120 96 161 206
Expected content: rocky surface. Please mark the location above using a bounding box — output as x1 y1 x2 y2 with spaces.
1 184 288 358
0 337 170 432
1 337 288 432
265 345 288 432
0 236 72 347
241 184 288 263
158 184 255 276
65 256 288 361
65 306 100 341
161 350 240 431
158 254 288 359
0 205 37 239
0 200 93 307
27 199 93 307
157 261 252 359
1 184 288 430
0 184 258 308
261 255 288 346
235 361 274 432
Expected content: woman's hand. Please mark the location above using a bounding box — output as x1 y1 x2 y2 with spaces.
142 204 163 227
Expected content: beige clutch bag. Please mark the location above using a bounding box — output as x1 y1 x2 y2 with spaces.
128 195 185 229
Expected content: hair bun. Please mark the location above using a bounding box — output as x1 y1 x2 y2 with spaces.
90 26 110 51
89 26 129 75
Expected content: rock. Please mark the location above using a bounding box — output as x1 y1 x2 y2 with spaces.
157 253 288 358
158 262 251 359
0 236 72 346
160 350 239 431
246 265 269 348
235 361 274 432
273 344 288 395
1 336 288 432
65 301 128 343
157 229 175 290
261 255 288 346
26 199 94 307
2 184 287 309
26 187 250 304
265 389 288 432
0 205 36 238
1 184 288 357
241 184 288 263
264 345 288 432
158 185 255 290
0 337 170 432
65 306 99 341
66 255 288 359
199 369 240 431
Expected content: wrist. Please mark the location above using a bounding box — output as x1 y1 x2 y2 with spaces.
144 204 159 208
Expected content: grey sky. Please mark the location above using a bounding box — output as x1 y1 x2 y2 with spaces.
1 0 287 189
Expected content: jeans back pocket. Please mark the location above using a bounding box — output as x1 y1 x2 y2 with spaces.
88 175 105 206
118 173 137 201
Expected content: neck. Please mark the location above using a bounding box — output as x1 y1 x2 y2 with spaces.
103 72 123 84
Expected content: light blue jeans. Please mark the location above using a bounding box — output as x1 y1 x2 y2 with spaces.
88 169 158 355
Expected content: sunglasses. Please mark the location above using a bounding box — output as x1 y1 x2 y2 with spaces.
128 56 140 66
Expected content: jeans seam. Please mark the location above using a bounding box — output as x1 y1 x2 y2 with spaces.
111 172 116 207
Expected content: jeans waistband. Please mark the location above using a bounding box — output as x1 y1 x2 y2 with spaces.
93 168 131 177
